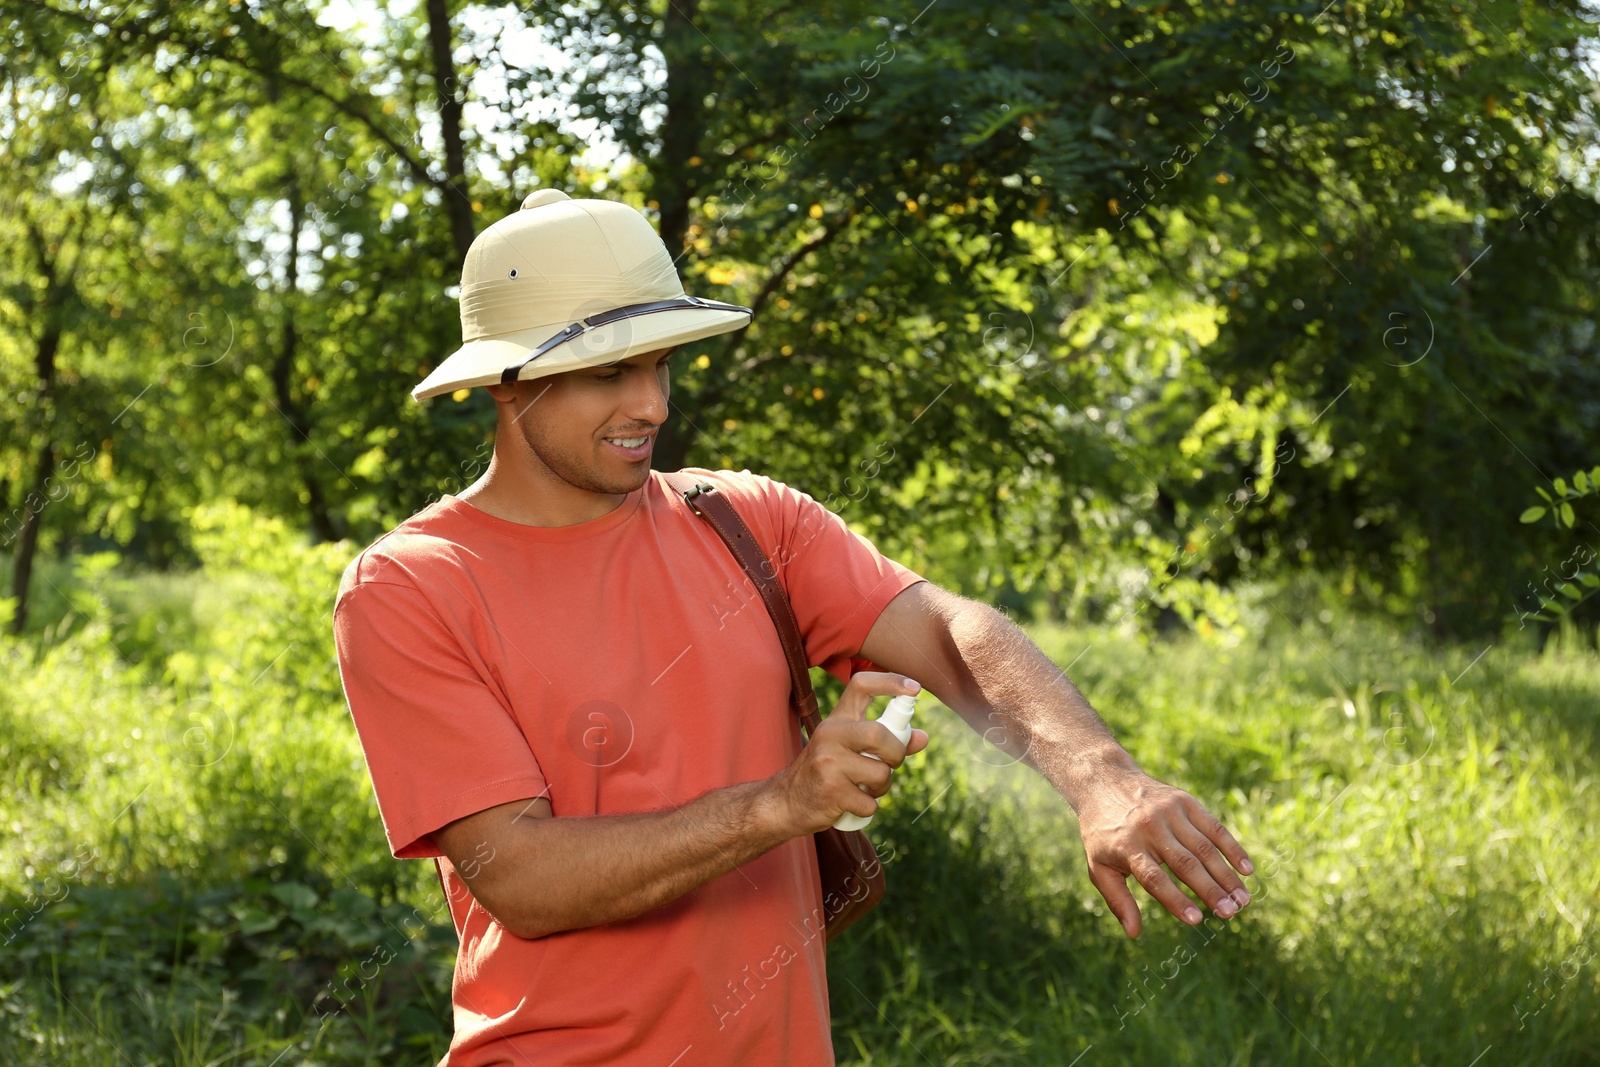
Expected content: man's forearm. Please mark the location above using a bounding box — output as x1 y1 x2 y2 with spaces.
938 602 1140 809
479 781 792 939
859 584 1254 936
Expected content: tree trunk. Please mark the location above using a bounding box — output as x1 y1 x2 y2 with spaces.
1046 585 1064 622
649 0 713 470
272 165 340 543
9 211 68 634
8 438 56 635
9 312 61 635
426 0 476 266
655 0 707 264
652 408 693 473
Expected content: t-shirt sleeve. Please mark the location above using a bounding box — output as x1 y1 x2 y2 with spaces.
332 575 550 860
746 475 928 685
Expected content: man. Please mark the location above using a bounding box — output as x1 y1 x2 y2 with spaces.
333 189 1254 1065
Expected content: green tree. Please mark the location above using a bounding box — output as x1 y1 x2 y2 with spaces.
4 0 1598 639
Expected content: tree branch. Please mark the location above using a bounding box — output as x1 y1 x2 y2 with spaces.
720 214 852 355
21 0 443 199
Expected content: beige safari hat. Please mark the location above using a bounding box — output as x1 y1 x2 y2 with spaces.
412 188 753 401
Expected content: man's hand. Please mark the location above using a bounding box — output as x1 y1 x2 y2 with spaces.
1074 765 1254 939
762 671 929 836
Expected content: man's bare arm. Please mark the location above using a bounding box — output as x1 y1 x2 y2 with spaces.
433 672 928 939
858 581 1254 938
434 784 782 939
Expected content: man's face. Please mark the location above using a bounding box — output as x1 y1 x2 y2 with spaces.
494 345 676 495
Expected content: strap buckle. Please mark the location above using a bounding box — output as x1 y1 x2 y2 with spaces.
681 480 717 512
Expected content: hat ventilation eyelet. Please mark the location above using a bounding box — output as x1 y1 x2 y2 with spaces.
509 268 519 279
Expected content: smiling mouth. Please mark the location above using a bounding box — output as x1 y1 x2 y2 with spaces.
605 435 651 448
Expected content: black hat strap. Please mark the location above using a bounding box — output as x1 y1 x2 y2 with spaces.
499 295 752 385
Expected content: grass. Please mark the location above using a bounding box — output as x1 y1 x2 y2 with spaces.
829 622 1600 1065
2 505 1596 1064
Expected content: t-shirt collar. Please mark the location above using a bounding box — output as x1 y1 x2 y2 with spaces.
439 481 648 542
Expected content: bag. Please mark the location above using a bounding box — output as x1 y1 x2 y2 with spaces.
666 473 886 941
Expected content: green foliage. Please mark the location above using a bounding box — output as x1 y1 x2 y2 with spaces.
2 519 1597 1063
1516 464 1600 628
0 506 453 1060
827 617 1600 1064
3 0 1597 640
0 503 406 897
3 5 1597 1056
1 874 456 1064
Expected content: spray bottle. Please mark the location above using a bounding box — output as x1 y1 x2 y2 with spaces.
832 694 917 832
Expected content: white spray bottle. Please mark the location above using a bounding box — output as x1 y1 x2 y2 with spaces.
832 694 917 832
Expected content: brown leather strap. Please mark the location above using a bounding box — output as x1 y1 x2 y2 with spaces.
663 472 824 737
665 471 887 942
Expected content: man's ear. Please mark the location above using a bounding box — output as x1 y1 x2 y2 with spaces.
485 379 553 405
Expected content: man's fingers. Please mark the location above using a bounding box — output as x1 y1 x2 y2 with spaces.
1128 852 1204 926
1087 861 1143 939
824 719 908 765
830 782 878 820
1172 819 1250 911
854 722 921 766
844 752 895 797
1183 795 1255 877
904 728 929 757
831 672 921 722
1161 828 1244 919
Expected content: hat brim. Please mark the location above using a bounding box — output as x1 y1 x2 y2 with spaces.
413 304 752 401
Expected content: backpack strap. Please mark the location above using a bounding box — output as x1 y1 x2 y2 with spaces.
662 471 823 737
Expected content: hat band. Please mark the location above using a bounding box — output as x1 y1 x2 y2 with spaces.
499 295 753 384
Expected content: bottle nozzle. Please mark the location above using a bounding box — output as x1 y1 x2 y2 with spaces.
879 693 916 733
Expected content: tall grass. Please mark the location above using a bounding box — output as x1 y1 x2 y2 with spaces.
831 622 1599 1064
2 504 1595 1064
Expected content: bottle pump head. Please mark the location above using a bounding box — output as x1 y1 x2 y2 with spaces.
880 694 916 732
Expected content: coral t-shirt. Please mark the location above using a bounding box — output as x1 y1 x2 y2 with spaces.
331 466 926 1066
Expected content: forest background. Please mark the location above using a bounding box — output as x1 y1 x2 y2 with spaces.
2 0 1599 1063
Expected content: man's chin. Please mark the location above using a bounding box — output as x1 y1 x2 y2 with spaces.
586 463 652 496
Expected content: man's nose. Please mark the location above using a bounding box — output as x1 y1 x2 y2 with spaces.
627 365 669 426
